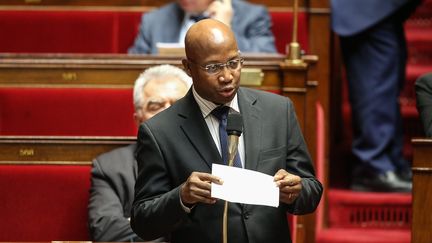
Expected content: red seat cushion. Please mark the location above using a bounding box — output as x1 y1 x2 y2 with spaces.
0 87 136 136
0 165 91 241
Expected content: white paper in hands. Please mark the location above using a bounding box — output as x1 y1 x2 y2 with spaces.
211 164 279 207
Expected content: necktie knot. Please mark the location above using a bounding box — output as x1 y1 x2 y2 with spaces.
190 14 208 22
211 106 230 121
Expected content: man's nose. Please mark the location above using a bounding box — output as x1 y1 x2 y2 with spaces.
218 66 233 82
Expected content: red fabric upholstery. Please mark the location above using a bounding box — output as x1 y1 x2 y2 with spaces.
0 10 143 53
0 87 136 136
316 228 410 243
0 10 115 53
0 165 91 241
270 11 308 54
0 9 305 54
327 189 411 229
116 11 143 53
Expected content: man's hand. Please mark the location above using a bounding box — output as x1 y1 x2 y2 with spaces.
180 172 223 206
274 169 302 204
207 0 233 27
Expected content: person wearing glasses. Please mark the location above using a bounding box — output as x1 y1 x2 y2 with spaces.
131 19 322 243
88 65 191 242
128 0 276 54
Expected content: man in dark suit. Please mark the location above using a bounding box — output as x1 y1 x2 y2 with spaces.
128 0 276 54
415 73 432 137
131 19 322 243
88 64 191 242
331 0 421 192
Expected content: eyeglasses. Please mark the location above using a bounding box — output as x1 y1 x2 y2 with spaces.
190 58 244 75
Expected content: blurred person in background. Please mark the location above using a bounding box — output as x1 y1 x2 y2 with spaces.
88 64 191 242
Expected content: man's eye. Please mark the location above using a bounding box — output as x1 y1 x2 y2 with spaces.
228 60 239 69
146 103 164 112
206 64 220 73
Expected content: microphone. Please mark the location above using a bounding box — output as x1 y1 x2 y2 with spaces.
223 112 243 243
226 113 243 167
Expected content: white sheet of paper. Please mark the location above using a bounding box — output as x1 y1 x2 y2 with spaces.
211 164 279 207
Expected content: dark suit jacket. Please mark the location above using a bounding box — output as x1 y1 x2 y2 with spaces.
331 0 415 36
416 73 432 137
128 0 276 54
88 144 142 242
131 88 323 243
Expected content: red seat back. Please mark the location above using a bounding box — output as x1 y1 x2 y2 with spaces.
0 9 306 54
0 87 136 136
270 11 309 54
0 10 142 53
0 165 91 241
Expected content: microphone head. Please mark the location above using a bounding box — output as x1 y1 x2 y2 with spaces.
227 113 243 136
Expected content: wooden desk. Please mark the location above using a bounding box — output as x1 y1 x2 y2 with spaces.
411 138 432 242
0 136 135 165
0 53 317 145
0 53 318 164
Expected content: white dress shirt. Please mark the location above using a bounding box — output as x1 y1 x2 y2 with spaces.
192 86 245 168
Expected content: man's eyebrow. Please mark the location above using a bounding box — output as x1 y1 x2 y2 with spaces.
146 99 165 105
205 55 241 65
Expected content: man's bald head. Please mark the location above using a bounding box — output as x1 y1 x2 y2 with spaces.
184 19 238 60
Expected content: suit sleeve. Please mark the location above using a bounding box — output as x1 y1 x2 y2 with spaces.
88 159 142 242
416 74 432 137
234 6 277 53
131 123 190 241
283 100 323 215
128 14 152 54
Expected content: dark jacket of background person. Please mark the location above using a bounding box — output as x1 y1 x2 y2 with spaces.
416 73 432 137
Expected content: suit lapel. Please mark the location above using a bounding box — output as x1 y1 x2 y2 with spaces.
178 90 222 169
238 88 261 171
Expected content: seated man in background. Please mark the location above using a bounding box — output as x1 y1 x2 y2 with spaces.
128 0 276 54
416 73 432 137
88 64 191 242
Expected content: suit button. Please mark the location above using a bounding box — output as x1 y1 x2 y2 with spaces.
243 212 250 219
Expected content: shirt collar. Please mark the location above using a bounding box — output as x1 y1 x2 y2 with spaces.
192 86 240 118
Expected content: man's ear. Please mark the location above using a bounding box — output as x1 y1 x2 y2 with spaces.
182 59 192 76
133 112 142 127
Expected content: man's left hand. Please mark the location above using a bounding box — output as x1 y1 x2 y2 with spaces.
274 169 302 204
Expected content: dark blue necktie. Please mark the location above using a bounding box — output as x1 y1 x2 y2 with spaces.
211 106 242 168
190 14 208 22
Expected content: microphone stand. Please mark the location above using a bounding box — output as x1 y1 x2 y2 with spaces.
223 135 240 243
223 156 236 243
285 0 305 66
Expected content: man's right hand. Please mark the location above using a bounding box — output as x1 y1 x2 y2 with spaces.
180 172 223 206
207 0 233 27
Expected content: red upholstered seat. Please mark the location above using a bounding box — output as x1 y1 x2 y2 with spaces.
0 87 136 136
0 9 305 54
0 165 91 241
0 10 142 53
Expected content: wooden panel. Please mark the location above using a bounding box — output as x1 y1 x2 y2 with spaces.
412 138 432 243
0 53 287 88
0 136 135 165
